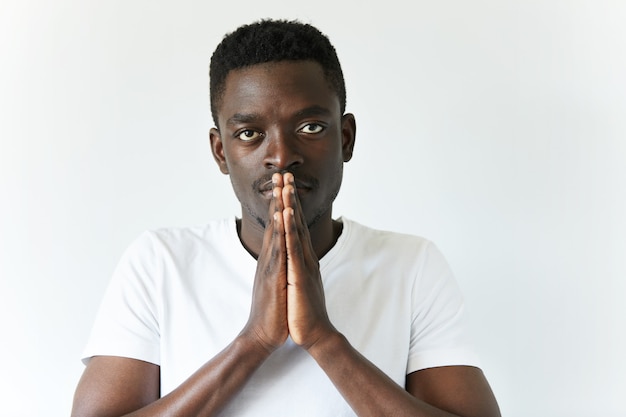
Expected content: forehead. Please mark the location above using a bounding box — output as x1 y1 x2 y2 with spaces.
217 61 340 127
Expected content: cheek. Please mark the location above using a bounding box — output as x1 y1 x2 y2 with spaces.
224 152 261 195
227 170 254 210
318 147 345 173
223 146 254 175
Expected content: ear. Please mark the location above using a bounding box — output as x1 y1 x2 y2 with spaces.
340 113 356 162
209 127 229 174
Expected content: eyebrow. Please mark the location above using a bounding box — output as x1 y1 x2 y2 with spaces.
225 105 333 127
294 105 333 118
226 112 262 126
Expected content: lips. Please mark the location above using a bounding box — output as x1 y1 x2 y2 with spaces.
256 175 315 198
258 179 312 192
258 180 274 193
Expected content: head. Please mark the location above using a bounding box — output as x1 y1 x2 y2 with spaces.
209 19 356 234
209 19 346 127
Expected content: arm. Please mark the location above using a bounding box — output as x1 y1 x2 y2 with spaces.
309 333 501 417
406 366 501 417
281 173 501 417
72 179 290 417
71 335 271 417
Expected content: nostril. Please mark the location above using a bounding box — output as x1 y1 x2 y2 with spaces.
264 158 303 170
263 136 304 170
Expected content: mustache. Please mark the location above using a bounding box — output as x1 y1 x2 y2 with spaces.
252 171 319 192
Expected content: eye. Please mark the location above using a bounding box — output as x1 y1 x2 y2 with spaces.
299 123 325 134
237 129 262 141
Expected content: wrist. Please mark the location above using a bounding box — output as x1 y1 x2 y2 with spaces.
306 328 347 360
236 329 279 359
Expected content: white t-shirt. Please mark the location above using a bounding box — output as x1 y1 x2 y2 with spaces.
83 217 479 416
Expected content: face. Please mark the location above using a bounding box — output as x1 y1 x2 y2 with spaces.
210 60 356 230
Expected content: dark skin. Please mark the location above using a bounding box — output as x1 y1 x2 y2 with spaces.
71 61 501 417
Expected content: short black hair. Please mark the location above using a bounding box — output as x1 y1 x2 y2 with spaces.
209 19 346 126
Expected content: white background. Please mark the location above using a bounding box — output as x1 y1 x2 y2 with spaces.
1 1 625 416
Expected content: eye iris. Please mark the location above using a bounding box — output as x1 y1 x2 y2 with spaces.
305 124 321 133
241 130 256 140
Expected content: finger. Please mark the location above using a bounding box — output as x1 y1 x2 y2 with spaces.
281 172 293 210
258 202 286 301
284 174 308 235
283 206 304 281
272 171 284 188
272 172 286 218
273 184 284 217
282 172 303 219
270 210 286 275
264 187 286 273
282 181 315 261
282 184 305 241
282 171 293 187
259 177 285 259
281 177 305 225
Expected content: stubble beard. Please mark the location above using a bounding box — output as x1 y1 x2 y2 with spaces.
243 165 344 231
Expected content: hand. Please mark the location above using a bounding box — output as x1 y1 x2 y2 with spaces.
281 173 336 349
241 173 289 353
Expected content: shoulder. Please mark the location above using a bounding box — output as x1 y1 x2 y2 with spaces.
340 217 438 259
130 218 235 252
149 217 234 245
114 218 240 272
336 218 455 287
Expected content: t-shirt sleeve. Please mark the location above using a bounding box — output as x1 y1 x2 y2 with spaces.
407 242 481 374
82 232 161 365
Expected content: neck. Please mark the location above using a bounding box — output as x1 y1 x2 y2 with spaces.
237 212 342 260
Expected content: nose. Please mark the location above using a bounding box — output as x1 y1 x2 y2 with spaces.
263 129 303 170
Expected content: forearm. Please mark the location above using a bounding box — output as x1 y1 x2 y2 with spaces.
128 334 271 417
308 332 459 417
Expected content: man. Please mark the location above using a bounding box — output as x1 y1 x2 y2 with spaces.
72 19 501 417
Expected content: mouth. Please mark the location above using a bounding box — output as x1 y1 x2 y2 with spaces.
257 178 313 199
